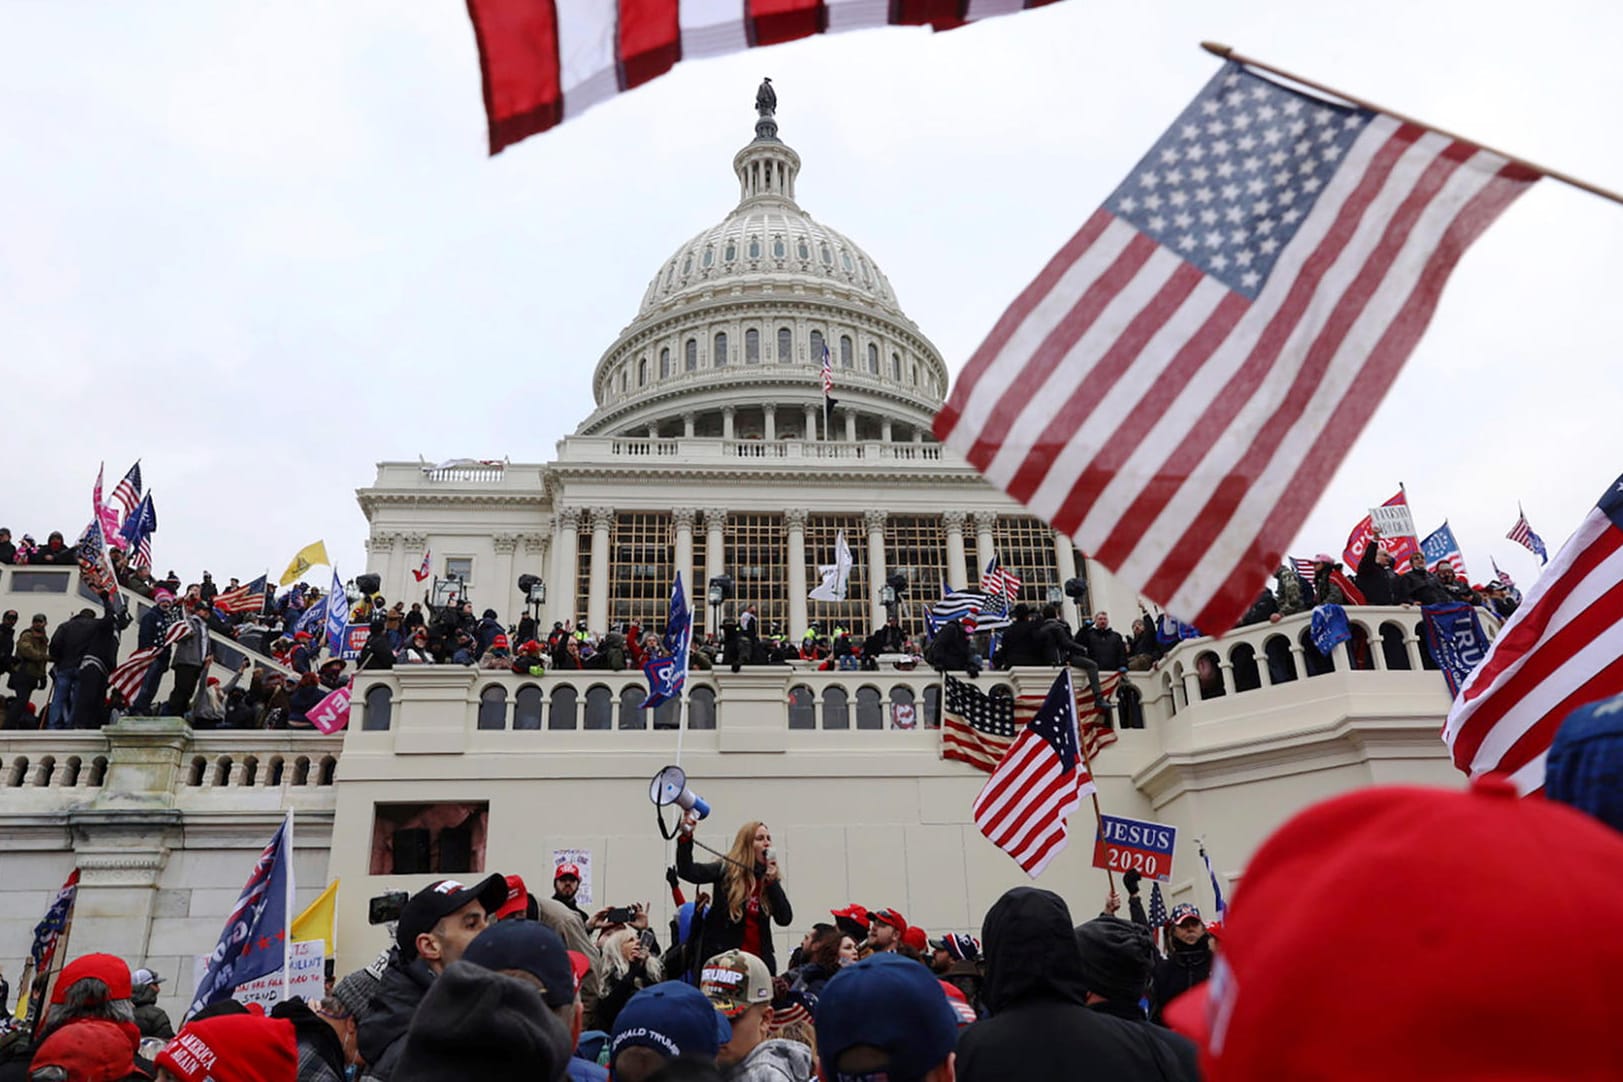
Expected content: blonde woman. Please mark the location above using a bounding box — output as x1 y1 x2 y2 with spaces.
676 816 794 975
592 924 664 1032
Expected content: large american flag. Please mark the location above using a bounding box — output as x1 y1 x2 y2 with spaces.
1444 472 1623 795
216 574 269 616
934 61 1536 635
108 620 193 703
110 461 143 527
1507 507 1549 565
465 0 1066 153
980 556 1023 603
972 669 1094 877
1147 881 1168 952
821 340 834 396
942 672 1118 772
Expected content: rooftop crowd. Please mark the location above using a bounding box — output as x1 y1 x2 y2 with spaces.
5 717 1623 1082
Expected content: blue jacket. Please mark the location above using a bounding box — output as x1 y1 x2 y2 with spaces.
137 605 175 650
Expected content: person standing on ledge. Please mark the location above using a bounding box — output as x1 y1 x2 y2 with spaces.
676 814 793 976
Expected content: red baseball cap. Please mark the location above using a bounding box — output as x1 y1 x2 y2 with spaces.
157 1015 298 1082
901 925 929 953
52 952 132 1003
831 903 870 924
494 874 530 921
554 862 581 881
1164 778 1623 1079
869 907 908 932
30 1019 137 1079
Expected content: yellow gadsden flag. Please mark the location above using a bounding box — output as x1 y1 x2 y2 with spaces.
279 540 331 586
292 879 339 953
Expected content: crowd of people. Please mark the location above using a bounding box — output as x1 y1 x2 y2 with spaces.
7 722 1623 1081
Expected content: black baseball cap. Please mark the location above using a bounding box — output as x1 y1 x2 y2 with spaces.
461 919 582 1009
396 875 508 961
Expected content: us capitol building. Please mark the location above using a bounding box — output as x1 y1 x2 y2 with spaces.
0 88 1464 1021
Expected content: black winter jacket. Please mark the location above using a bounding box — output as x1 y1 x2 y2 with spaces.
993 617 1043 668
358 955 435 1080
675 836 793 975
1356 544 1404 605
1151 935 1214 1024
957 887 1196 1082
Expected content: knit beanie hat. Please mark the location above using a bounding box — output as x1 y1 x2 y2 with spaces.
1073 916 1155 1003
1545 691 1623 835
156 1015 298 1082
395 961 571 1082
330 969 381 1023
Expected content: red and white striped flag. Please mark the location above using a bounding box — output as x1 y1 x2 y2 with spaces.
108 620 193 703
1444 472 1623 795
412 547 432 583
110 461 143 528
973 669 1094 878
465 0 1066 154
934 61 1536 635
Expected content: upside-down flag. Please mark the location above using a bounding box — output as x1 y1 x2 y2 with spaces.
27 869 80 1011
972 669 1094 878
413 547 432 583
934 61 1535 636
1444 473 1623 795
188 813 294 1019
465 0 1068 154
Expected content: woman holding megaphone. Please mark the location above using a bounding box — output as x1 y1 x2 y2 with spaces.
676 812 794 975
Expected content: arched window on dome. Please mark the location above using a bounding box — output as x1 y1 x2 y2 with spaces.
724 241 737 263
778 327 793 363
911 362 919 386
748 237 762 260
702 246 714 268
638 357 648 386
685 339 698 372
892 352 902 381
797 239 810 261
809 330 825 365
819 243 832 266
659 348 671 379
839 335 853 369
745 329 760 364
682 253 693 274
772 237 786 259
841 251 854 272
618 369 628 395
714 332 728 367
867 343 880 374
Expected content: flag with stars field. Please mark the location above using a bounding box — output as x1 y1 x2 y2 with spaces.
935 60 1537 636
187 813 295 1018
942 673 1118 772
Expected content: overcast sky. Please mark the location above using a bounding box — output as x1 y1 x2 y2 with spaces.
3 1 1618 596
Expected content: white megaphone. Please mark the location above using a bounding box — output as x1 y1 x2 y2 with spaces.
649 765 711 820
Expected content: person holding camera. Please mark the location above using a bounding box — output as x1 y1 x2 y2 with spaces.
676 816 793 976
592 915 664 1032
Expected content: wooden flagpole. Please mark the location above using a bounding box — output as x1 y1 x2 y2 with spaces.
1202 42 1623 208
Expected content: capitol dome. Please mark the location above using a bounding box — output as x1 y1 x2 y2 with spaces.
577 90 949 442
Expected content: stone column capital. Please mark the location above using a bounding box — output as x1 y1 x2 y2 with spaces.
402 532 429 550
864 509 889 533
492 533 520 555
703 508 730 528
942 510 967 533
672 508 699 531
521 533 549 555
783 508 808 530
971 510 1000 534
589 507 616 532
556 506 584 530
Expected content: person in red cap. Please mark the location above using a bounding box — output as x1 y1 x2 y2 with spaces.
899 925 930 962
866 909 907 955
28 1018 146 1082
154 1015 298 1082
1151 902 1213 1024
829 904 869 949
1163 779 1623 1080
552 863 588 925
38 953 141 1056
511 640 546 677
479 633 513 670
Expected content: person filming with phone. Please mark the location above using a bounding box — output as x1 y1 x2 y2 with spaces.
676 814 794 976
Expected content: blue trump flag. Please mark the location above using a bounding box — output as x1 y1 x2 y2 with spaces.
1421 601 1491 697
643 573 691 710
1310 604 1352 655
325 567 348 656
188 813 294 1018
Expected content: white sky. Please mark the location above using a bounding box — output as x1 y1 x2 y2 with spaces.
3 1 1618 595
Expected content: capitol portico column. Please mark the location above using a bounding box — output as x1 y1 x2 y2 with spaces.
881 418 893 443
550 507 581 627
943 511 969 590
843 408 857 443
865 509 888 630
492 534 519 621
763 405 776 442
587 507 614 634
704 507 728 633
369 532 400 599
786 508 808 637
803 404 818 441
723 406 736 440
972 511 998 586
684 413 696 439
1054 532 1081 626
673 509 697 617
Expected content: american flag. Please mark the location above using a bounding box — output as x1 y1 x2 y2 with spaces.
108 619 193 703
110 461 143 527
1288 556 1318 583
1507 507 1549 565
76 520 118 597
120 493 157 570
926 587 1010 635
972 669 1094 877
1147 881 1168 952
216 574 269 615
1444 472 1623 795
465 0 1065 153
821 340 834 396
942 673 1119 772
980 556 1023 603
934 61 1535 636
29 869 80 974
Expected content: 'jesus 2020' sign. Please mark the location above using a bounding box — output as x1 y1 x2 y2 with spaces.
1092 814 1178 882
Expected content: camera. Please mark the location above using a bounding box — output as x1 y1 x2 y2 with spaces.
605 906 637 925
369 890 409 925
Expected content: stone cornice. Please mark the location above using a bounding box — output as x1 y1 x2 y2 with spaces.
548 463 991 487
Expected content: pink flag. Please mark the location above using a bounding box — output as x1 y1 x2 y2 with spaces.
308 681 353 735
92 463 122 545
